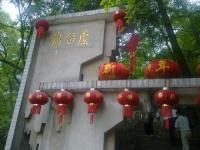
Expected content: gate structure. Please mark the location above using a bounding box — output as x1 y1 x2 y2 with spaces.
5 8 200 150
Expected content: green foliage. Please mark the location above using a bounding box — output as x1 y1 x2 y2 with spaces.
0 0 200 148
101 0 200 77
0 10 19 150
0 0 102 149
71 0 102 12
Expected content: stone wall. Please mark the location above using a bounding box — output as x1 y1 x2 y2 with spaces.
5 8 200 150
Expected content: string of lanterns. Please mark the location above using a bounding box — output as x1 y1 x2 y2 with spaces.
28 88 140 124
30 10 200 126
28 87 200 125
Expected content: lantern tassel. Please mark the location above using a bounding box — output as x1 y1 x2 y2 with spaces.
37 27 46 38
90 113 94 124
130 52 136 75
58 114 64 124
116 19 125 33
31 104 41 114
123 105 133 118
56 104 67 124
161 105 172 129
165 119 170 129
88 103 98 113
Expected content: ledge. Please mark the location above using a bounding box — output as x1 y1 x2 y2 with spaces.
45 8 118 25
39 78 200 92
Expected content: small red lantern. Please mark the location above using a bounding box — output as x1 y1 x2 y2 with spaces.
117 89 139 118
112 10 126 32
196 64 200 77
196 93 200 105
35 19 49 38
83 88 103 124
53 89 73 124
98 62 129 80
144 59 181 79
154 87 180 128
28 90 49 114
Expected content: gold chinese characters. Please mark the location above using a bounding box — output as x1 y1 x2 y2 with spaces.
51 28 89 47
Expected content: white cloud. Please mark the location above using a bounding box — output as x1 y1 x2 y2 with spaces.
188 0 200 3
2 1 18 20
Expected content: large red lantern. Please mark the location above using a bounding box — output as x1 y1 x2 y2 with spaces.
53 89 73 124
154 87 180 128
112 10 126 32
144 59 181 79
117 89 139 118
83 88 104 124
196 64 200 77
28 90 49 114
35 19 49 38
98 62 129 80
196 93 200 105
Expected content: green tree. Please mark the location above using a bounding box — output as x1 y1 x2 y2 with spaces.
0 10 19 149
0 0 101 149
101 0 200 77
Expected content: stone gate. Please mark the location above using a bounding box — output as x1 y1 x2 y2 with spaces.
5 8 200 150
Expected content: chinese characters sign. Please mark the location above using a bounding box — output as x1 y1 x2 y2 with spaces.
51 28 89 47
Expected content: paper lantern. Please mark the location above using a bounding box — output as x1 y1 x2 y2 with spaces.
83 88 103 124
53 89 73 124
28 90 49 114
112 10 126 22
98 62 129 80
154 88 180 107
117 89 139 118
144 59 181 79
35 19 49 38
112 10 126 32
154 87 180 128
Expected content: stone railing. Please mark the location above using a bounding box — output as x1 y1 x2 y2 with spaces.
39 78 200 92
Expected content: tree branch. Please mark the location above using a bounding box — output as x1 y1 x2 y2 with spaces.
13 70 20 85
0 58 23 71
0 22 20 31
155 0 192 77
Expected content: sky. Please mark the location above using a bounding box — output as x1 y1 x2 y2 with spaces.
1 0 200 21
1 1 18 20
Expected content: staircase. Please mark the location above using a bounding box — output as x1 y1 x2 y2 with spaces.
134 121 181 150
115 120 200 150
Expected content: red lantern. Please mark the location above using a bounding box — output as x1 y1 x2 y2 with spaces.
83 88 103 124
196 93 200 105
154 88 180 106
116 19 125 32
98 62 129 80
112 10 126 32
154 87 180 128
117 89 139 118
113 10 126 22
53 89 73 124
28 90 49 114
144 59 181 79
123 33 139 53
196 64 200 77
121 33 140 75
35 19 49 38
